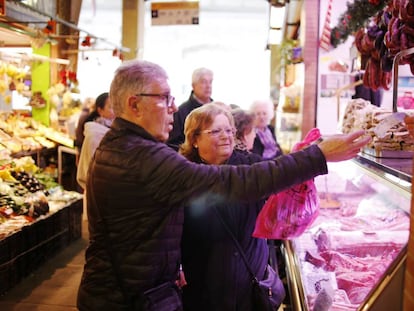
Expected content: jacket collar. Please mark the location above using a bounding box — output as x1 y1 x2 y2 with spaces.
111 117 157 142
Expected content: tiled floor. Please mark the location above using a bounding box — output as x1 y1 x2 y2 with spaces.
0 220 88 311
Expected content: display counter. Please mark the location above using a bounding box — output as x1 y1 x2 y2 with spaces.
283 154 411 311
0 191 83 295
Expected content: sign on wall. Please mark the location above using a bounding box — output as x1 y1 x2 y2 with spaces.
151 1 199 26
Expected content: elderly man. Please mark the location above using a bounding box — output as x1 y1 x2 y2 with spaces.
167 67 213 147
77 59 370 311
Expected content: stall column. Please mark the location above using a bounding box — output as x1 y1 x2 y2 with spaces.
122 0 145 60
404 116 414 311
403 162 414 310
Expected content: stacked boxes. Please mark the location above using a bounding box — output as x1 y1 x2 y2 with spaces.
0 198 82 295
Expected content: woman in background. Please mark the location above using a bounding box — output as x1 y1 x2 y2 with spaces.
250 99 283 159
75 97 95 150
76 92 114 190
231 108 257 154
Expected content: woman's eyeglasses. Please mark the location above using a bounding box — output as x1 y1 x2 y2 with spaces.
200 128 236 137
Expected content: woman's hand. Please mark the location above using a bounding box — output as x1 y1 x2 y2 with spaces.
317 130 371 162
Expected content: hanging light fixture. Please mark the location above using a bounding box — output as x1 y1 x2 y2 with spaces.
267 1 286 46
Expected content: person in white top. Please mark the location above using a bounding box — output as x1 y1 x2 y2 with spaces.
76 92 114 190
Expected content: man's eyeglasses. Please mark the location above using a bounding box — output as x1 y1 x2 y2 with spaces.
200 128 236 137
137 93 175 108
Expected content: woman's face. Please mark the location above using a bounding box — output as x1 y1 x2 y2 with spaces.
98 98 115 120
253 103 272 130
195 113 235 165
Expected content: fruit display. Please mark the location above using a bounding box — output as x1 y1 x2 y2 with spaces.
10 170 47 194
0 174 49 218
0 113 67 154
0 156 60 223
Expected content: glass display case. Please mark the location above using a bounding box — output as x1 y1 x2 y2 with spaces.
283 154 411 311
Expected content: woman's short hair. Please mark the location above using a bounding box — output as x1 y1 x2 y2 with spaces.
180 103 235 161
231 108 255 140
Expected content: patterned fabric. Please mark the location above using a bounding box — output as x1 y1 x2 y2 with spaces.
234 138 248 152
256 127 279 160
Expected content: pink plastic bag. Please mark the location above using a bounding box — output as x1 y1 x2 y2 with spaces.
253 128 321 240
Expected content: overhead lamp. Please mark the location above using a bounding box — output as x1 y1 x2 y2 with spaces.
268 0 286 7
267 2 286 46
269 5 286 29
268 29 283 45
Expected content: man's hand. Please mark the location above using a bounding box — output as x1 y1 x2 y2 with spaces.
317 130 371 162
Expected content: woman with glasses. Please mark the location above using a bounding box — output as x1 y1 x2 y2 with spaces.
179 103 285 310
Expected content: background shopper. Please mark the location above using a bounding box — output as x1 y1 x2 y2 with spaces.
75 97 96 150
168 67 214 147
76 92 114 190
231 107 258 154
250 99 283 159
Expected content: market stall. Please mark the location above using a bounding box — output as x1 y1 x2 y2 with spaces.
283 1 414 307
283 155 411 311
0 155 83 295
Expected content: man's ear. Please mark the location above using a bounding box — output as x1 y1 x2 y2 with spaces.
128 96 139 112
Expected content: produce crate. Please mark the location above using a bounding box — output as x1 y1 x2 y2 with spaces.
68 199 83 241
0 231 25 294
7 230 24 264
0 235 9 264
0 198 82 295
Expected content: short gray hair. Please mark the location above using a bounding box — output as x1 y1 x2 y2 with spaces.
250 99 274 116
191 67 213 84
109 60 168 116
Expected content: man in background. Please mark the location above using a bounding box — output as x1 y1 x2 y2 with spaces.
167 67 213 147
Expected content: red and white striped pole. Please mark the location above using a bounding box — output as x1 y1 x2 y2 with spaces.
320 0 333 51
